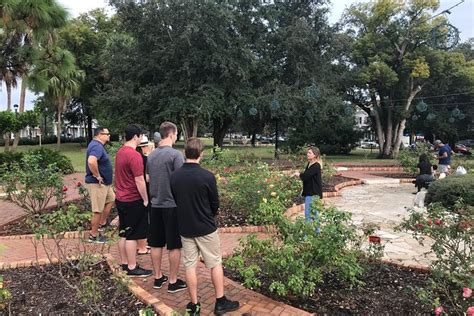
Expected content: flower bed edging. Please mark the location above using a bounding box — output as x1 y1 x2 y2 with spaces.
0 230 86 240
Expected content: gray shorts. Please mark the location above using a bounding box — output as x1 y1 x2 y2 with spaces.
438 164 450 173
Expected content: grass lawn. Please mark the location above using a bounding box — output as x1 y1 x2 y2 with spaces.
14 139 396 173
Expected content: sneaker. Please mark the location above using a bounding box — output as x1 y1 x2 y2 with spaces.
186 302 201 316
167 279 187 293
88 235 106 243
121 264 128 271
127 266 153 278
153 275 169 289
214 296 239 315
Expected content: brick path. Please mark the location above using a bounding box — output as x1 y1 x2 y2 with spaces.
0 172 84 227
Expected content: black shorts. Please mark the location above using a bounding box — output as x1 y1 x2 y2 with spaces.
116 199 148 240
148 207 182 250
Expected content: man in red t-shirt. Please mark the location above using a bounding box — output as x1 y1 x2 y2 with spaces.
115 124 152 278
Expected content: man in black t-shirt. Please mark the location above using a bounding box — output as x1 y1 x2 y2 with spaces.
170 138 239 316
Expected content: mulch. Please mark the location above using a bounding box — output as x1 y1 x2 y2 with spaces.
2 262 146 315
225 262 432 315
369 172 416 179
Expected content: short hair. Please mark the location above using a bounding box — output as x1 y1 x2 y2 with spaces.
185 138 204 159
124 124 143 141
159 122 177 139
94 127 107 136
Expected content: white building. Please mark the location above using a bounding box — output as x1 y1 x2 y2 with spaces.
354 106 375 141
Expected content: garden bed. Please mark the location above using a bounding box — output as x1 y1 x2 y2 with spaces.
216 175 354 227
2 262 146 314
0 201 117 237
225 262 431 315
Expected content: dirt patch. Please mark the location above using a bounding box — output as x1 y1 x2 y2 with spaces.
2 262 146 315
225 262 431 315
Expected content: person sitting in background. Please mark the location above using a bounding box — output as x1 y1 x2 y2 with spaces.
415 153 435 192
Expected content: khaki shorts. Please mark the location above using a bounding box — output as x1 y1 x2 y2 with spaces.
85 183 115 213
181 230 222 269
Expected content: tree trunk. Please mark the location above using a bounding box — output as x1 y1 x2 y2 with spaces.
251 131 256 147
87 114 93 144
3 80 13 152
57 105 63 150
6 81 12 111
11 78 28 152
369 93 385 156
181 117 198 142
382 105 393 158
212 117 231 148
392 85 422 157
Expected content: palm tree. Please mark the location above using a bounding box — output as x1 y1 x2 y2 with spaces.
0 0 68 151
31 46 84 149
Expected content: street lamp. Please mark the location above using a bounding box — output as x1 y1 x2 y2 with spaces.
270 99 281 160
13 104 18 115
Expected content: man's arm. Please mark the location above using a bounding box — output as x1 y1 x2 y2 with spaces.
87 156 103 184
208 174 220 215
135 176 149 207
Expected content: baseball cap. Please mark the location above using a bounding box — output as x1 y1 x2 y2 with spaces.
434 139 442 146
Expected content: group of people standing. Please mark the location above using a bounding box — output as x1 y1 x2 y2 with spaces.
84 122 240 315
415 139 454 192
83 122 325 315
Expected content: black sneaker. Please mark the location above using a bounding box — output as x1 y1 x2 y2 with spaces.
168 278 187 293
88 235 106 243
121 264 128 271
214 296 239 315
153 275 169 289
127 266 153 278
186 302 201 316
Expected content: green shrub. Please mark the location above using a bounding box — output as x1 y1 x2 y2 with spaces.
425 174 474 207
1 152 64 215
226 198 371 298
0 148 74 174
397 143 435 175
0 151 24 172
30 148 74 174
217 162 301 224
397 200 473 314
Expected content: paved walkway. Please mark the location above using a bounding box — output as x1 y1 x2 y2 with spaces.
0 173 84 227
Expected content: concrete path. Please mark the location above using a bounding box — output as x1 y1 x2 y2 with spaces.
325 176 434 267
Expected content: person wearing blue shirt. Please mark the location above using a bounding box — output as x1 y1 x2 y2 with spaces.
434 139 454 174
85 127 115 243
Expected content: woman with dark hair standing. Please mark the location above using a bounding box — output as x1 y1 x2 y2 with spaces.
294 147 323 228
415 153 434 192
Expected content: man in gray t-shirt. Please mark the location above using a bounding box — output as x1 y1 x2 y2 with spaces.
146 122 187 293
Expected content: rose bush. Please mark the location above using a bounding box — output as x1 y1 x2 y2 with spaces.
397 200 473 314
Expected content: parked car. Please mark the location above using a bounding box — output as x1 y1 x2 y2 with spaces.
360 141 379 149
454 143 472 155
458 139 474 147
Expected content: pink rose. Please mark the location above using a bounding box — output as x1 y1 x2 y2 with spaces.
434 306 443 315
463 287 472 298
434 219 443 226
467 306 474 316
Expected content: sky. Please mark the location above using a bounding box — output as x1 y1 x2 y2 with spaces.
2 0 473 111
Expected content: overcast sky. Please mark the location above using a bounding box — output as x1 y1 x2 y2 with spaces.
2 0 473 111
